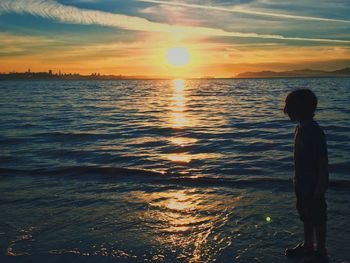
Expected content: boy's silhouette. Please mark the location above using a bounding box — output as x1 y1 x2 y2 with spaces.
284 89 329 263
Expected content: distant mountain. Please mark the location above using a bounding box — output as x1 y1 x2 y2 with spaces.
236 67 350 78
332 67 350 75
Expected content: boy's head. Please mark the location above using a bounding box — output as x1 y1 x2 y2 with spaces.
284 89 317 121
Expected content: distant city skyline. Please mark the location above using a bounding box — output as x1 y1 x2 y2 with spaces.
0 0 350 78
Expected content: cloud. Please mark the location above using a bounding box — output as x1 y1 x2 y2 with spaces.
0 33 59 56
139 0 350 23
0 33 56 45
0 0 349 43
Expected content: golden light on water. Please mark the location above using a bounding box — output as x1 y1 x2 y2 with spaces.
166 79 224 164
167 153 192 163
171 79 186 129
168 79 191 164
174 78 184 90
164 191 192 211
133 190 241 262
173 79 185 109
146 189 211 234
172 112 187 128
169 137 198 147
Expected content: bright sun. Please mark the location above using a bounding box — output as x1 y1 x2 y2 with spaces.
166 47 190 67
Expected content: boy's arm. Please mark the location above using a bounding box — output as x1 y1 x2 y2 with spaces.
313 154 329 199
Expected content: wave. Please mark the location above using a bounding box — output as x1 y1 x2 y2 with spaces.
1 166 349 190
0 166 161 177
33 132 107 138
329 162 350 174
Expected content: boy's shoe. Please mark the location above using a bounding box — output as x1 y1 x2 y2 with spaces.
301 251 329 263
285 243 313 258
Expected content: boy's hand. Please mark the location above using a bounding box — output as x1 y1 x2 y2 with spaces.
313 155 328 200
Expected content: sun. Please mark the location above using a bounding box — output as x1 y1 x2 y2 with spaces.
166 47 190 67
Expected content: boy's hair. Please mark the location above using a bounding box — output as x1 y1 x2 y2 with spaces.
284 89 317 120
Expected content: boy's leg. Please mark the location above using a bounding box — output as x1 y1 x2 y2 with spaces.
285 222 314 258
296 194 314 249
301 223 328 263
286 192 314 258
312 196 327 254
300 198 329 263
315 223 327 254
304 222 314 250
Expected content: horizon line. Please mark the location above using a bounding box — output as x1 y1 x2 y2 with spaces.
2 66 350 80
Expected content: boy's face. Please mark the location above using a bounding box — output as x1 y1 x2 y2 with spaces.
284 104 298 121
288 113 298 121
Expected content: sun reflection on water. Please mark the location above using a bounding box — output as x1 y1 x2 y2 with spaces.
167 153 192 163
174 79 184 91
172 112 188 128
171 79 187 128
167 79 193 164
133 189 241 262
166 79 224 165
168 137 198 147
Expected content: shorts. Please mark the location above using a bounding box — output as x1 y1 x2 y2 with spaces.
296 193 327 225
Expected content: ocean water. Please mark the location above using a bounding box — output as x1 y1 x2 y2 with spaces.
0 78 349 262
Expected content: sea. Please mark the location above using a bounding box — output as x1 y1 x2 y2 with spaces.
0 78 349 263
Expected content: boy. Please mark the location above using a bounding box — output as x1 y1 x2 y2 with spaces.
283 89 329 263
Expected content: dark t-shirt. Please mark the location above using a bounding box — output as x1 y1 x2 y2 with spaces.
294 120 328 196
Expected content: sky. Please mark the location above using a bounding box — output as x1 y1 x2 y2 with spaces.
0 0 349 77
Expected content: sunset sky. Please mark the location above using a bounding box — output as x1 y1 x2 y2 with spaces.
0 0 350 78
